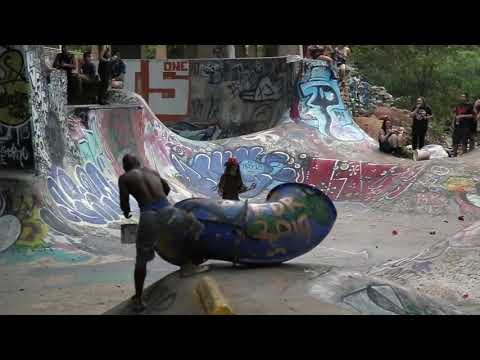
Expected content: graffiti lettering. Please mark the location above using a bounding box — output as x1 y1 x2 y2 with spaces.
45 163 122 226
0 143 30 167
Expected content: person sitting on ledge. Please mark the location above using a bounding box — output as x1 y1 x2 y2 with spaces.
78 51 99 103
53 45 77 104
111 50 126 88
309 45 333 65
379 115 404 155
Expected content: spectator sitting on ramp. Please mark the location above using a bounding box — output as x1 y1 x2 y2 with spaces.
218 158 256 201
118 154 207 313
378 115 405 156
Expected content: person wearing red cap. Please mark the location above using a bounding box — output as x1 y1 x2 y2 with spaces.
218 158 256 200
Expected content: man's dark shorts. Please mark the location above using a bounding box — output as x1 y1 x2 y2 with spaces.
136 211 159 265
453 127 469 145
136 199 171 265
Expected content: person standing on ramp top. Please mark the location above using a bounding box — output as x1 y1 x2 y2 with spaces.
118 154 207 313
410 97 433 151
218 158 256 200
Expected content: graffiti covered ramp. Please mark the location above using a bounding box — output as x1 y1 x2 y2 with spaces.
1 46 479 314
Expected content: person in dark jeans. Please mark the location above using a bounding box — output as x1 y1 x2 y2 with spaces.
98 46 112 105
470 96 480 151
452 93 474 156
53 45 77 104
410 97 433 150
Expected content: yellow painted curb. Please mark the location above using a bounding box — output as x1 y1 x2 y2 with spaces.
196 276 235 315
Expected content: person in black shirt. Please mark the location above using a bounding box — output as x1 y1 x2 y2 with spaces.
53 45 77 103
98 46 112 105
218 158 255 201
469 95 480 151
111 51 126 82
80 51 97 81
78 51 98 104
452 93 475 156
410 97 433 150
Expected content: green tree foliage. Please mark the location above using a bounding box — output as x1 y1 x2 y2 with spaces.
351 45 480 125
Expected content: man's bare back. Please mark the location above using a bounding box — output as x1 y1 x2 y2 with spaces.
119 167 170 216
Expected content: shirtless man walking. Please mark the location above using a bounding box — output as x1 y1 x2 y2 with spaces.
118 154 206 312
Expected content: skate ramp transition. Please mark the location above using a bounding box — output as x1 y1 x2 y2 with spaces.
1 45 479 314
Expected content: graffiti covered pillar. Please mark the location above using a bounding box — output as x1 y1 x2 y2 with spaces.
0 45 36 174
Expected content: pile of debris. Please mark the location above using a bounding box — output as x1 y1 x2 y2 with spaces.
343 66 395 117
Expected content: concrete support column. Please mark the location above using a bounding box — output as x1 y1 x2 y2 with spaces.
225 45 235 58
155 45 167 59
263 45 278 57
246 45 258 58
235 45 246 58
277 45 303 57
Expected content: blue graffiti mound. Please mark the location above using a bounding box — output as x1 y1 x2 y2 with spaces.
171 146 298 198
45 162 123 225
298 60 364 142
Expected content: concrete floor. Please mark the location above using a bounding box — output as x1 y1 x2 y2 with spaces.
0 203 472 315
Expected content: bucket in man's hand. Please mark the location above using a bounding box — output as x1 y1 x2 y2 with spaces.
413 149 431 161
121 224 138 244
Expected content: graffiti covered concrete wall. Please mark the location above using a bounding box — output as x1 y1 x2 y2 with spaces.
0 45 35 171
123 58 295 140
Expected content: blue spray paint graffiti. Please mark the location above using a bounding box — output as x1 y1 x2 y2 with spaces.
299 60 364 142
40 162 140 235
171 146 298 198
348 77 373 115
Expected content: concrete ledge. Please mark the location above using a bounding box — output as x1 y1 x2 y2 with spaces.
196 276 234 315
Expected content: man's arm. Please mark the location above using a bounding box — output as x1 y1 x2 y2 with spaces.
218 176 225 196
53 54 61 69
62 56 77 69
161 178 171 196
118 176 131 218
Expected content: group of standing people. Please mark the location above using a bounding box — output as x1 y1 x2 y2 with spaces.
451 93 479 156
53 45 126 105
378 93 480 157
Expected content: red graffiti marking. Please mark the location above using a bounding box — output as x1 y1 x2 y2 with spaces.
303 158 424 202
164 61 188 72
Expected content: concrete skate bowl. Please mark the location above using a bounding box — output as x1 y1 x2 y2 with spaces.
0 45 477 314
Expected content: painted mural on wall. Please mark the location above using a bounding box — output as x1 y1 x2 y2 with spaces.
0 45 35 171
295 60 366 143
171 145 300 199
123 58 294 141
